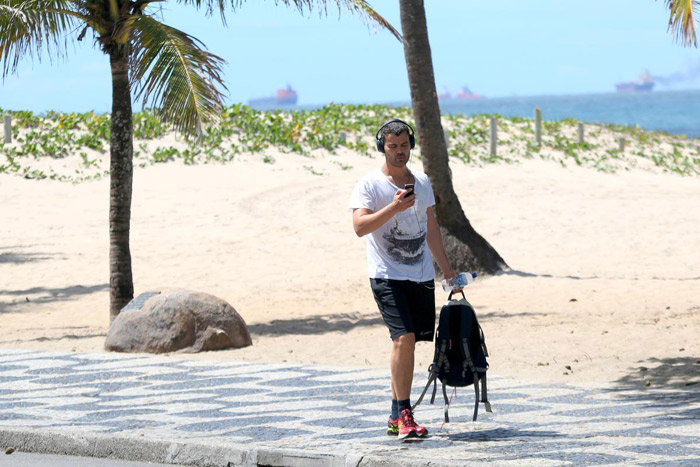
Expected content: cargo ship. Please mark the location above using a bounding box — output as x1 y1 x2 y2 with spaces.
457 86 480 99
437 86 452 100
248 85 298 109
615 72 654 93
438 85 482 100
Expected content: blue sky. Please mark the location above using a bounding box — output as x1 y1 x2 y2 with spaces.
2 0 700 113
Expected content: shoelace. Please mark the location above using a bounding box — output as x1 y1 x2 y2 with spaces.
401 411 417 429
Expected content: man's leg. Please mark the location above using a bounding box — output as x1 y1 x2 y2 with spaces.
369 279 425 437
390 333 415 400
391 332 428 439
387 334 413 436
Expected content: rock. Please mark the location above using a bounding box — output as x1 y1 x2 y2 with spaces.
105 289 252 353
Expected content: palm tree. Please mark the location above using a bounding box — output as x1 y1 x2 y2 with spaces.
663 0 697 45
397 0 507 275
0 0 400 322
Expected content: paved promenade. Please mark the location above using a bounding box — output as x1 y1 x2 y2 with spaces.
0 349 699 466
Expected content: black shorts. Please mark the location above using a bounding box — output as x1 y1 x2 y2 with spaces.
370 278 436 342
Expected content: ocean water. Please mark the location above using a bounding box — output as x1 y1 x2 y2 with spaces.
287 89 700 138
432 89 700 138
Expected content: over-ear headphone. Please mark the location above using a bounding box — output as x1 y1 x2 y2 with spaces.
375 119 416 153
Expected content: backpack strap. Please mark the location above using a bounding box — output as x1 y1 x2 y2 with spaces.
479 323 489 357
473 312 492 414
481 374 492 413
442 381 450 423
413 327 449 411
460 332 481 421
448 290 467 301
414 303 453 411
461 337 478 375
472 372 480 421
412 368 437 411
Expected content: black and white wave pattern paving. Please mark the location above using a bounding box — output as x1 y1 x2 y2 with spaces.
0 349 699 466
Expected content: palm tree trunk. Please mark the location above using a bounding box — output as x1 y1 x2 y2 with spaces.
399 0 508 275
109 47 134 322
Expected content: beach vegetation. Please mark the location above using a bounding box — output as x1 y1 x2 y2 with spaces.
330 160 353 171
509 115 529 124
151 146 179 163
303 165 326 176
543 120 563 133
3 104 700 179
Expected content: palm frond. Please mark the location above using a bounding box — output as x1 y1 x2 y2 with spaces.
172 0 401 40
129 14 227 136
282 0 402 40
664 0 697 46
0 0 82 76
334 0 401 41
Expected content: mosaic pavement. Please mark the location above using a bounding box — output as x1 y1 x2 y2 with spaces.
0 349 699 466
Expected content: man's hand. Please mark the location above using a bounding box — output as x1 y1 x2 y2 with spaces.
353 189 415 237
444 270 463 293
390 189 416 213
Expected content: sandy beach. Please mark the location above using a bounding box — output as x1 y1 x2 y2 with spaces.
1 119 699 392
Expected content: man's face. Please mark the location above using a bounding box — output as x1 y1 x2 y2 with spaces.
383 132 411 168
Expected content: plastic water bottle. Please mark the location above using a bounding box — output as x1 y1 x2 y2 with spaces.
441 272 477 292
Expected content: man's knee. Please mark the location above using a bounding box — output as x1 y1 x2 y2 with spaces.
392 332 416 351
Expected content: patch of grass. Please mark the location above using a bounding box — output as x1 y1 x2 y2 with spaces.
330 160 353 171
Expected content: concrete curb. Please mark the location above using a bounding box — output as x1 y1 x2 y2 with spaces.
0 427 456 467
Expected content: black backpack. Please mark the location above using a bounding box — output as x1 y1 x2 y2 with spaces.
413 291 492 422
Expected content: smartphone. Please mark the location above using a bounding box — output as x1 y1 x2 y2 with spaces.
404 183 415 198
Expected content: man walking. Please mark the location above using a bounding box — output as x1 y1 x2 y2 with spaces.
349 119 460 440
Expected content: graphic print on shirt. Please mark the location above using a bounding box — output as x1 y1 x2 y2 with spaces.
381 209 427 265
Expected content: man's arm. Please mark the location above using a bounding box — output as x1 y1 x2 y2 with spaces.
352 188 415 237
426 206 457 280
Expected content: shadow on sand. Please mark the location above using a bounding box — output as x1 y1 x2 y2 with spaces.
614 356 700 390
0 251 55 265
0 283 109 314
499 269 700 281
0 332 107 345
608 356 700 418
247 312 384 337
498 269 599 280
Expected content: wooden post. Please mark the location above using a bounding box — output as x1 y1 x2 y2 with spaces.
577 123 584 144
443 128 450 149
489 117 497 156
3 114 11 144
534 107 542 147
618 136 625 152
339 131 347 144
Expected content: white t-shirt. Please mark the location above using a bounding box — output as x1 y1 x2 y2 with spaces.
349 169 436 282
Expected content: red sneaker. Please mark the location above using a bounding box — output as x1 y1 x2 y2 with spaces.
387 417 399 436
397 408 429 440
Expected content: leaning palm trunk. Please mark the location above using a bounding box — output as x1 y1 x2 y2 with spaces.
398 0 507 275
109 48 134 321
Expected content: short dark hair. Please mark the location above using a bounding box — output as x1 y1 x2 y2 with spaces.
379 121 411 141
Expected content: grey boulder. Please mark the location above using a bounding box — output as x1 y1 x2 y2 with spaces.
105 289 252 353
